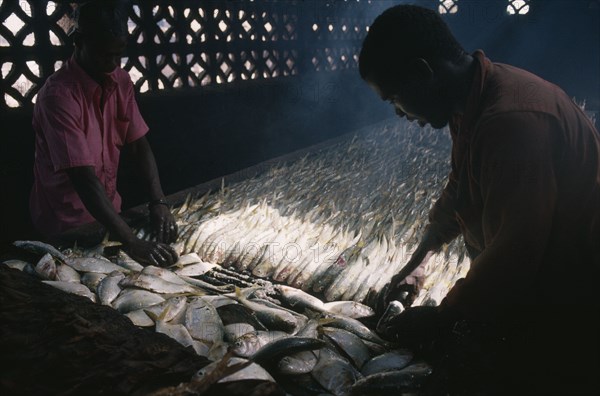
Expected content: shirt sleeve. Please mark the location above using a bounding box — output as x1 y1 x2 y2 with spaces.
441 112 558 320
123 78 148 144
36 91 94 171
427 168 462 244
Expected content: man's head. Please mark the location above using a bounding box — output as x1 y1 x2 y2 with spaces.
360 5 467 129
72 0 129 78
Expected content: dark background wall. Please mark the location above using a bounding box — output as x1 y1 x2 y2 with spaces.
1 0 599 249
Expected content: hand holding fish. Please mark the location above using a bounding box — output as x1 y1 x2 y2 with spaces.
377 305 458 355
124 238 178 267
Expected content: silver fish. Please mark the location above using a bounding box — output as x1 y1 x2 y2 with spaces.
323 314 389 346
34 253 57 280
278 350 319 375
311 347 362 396
66 257 129 274
361 349 414 376
97 271 125 305
125 309 155 327
320 326 371 370
115 250 144 272
144 296 188 322
141 265 189 285
81 272 107 292
232 330 288 358
14 240 68 262
112 289 165 313
276 284 325 312
42 281 96 302
55 263 81 283
119 273 200 294
2 259 30 271
323 301 375 319
174 261 217 276
234 288 298 333
224 323 255 342
185 297 225 345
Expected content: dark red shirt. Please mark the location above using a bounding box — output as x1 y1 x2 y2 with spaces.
431 51 600 321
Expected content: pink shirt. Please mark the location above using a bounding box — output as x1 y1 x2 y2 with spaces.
30 56 148 237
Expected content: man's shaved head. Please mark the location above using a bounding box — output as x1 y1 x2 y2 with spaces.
359 5 465 83
72 0 129 40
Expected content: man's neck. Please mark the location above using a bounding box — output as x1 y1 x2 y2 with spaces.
74 51 104 86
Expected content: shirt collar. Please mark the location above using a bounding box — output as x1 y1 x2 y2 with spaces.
456 50 491 139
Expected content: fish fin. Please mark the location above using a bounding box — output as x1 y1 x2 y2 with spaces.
143 309 159 322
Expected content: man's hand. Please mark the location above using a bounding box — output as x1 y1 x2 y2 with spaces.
379 249 433 313
378 306 458 351
150 204 178 244
124 238 178 267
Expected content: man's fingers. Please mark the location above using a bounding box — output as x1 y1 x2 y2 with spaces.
159 242 178 263
152 245 170 266
147 251 160 267
156 244 177 266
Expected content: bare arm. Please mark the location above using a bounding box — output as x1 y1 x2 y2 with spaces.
66 166 137 245
66 166 177 266
127 136 178 243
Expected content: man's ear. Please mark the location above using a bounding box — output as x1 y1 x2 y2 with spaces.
407 58 434 83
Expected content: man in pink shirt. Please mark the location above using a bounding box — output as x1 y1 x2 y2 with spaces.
31 0 177 267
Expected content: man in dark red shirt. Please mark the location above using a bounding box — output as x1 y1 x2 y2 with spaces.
360 5 599 394
31 0 177 266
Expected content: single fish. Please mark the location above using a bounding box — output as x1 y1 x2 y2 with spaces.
2 259 30 271
81 272 107 292
125 309 155 327
311 347 362 396
185 297 225 345
275 284 325 312
217 357 275 383
141 265 188 285
115 250 144 272
251 337 326 366
55 263 81 283
14 240 68 262
349 364 432 395
146 308 202 355
119 273 201 294
320 327 371 370
233 287 298 333
42 281 96 302
216 303 268 330
97 271 125 305
361 349 414 377
34 253 57 280
66 257 129 274
201 294 237 308
322 314 389 346
224 323 255 342
174 261 217 276
144 296 188 322
278 350 319 375
232 330 288 358
179 275 235 294
112 289 165 313
323 301 375 319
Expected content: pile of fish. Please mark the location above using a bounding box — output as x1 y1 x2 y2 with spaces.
5 240 433 395
139 119 470 307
